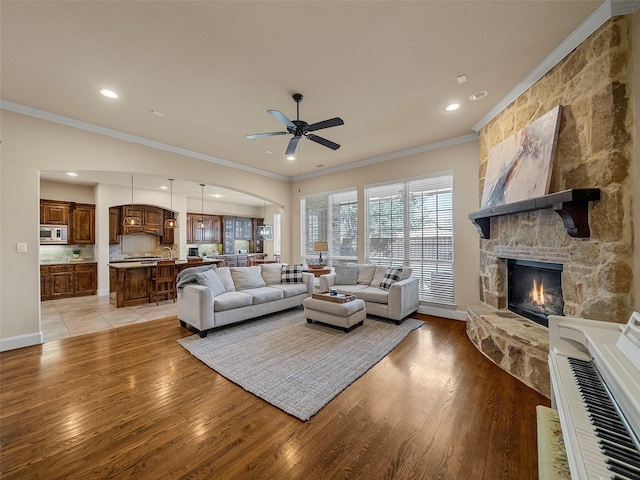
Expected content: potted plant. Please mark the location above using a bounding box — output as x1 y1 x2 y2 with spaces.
72 248 81 258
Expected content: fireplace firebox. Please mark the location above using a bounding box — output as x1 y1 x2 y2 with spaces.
507 259 563 327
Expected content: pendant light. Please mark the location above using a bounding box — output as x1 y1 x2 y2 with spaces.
164 178 178 228
196 184 205 229
122 175 141 226
257 201 273 240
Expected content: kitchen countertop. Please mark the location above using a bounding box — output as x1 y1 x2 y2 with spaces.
109 258 222 269
40 260 97 265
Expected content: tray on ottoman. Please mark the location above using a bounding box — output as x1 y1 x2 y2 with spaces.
312 290 355 303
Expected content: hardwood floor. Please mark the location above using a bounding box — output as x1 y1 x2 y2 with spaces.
0 312 550 479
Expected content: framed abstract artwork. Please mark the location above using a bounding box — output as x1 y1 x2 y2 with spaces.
481 105 562 208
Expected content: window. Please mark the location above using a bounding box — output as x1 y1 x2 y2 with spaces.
365 173 453 305
301 189 357 266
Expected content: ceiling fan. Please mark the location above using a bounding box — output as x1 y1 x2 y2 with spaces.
246 93 344 156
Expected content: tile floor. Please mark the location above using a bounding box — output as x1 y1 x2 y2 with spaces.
41 295 178 342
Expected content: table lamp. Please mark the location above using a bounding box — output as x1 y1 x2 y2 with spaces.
313 241 329 266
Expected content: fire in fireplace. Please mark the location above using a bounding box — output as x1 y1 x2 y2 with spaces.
507 259 564 327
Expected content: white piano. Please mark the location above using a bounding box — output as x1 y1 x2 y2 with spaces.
548 311 640 479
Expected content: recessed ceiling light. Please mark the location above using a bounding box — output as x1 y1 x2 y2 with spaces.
151 110 165 117
457 74 467 84
67 172 78 177
100 89 118 99
314 163 327 168
210 194 222 198
265 150 272 155
286 155 296 161
444 103 460 112
160 185 168 190
469 91 488 101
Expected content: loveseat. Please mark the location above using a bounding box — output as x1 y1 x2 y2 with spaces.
177 264 314 337
319 264 419 323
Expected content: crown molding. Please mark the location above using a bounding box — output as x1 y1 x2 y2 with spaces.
0 100 290 181
295 133 478 181
472 0 637 133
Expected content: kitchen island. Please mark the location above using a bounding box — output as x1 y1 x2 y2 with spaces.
109 259 222 308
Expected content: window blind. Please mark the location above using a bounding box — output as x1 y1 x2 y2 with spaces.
365 173 454 305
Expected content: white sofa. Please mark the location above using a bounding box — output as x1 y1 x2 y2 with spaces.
319 264 420 323
177 264 314 337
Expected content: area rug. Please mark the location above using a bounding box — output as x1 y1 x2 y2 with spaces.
177 309 422 421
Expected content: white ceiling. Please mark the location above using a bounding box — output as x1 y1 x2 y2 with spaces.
2 1 603 200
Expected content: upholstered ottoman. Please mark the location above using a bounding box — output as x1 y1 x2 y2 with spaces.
303 297 366 332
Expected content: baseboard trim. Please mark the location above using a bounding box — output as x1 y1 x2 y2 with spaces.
418 305 467 321
1 332 43 352
97 289 109 297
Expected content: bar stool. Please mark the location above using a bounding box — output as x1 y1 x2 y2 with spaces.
150 260 176 305
187 257 204 266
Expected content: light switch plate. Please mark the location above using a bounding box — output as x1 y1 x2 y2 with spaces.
17 242 27 253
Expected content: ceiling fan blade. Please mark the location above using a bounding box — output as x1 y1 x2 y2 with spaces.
246 132 287 139
268 110 296 129
307 134 340 150
307 117 344 132
285 136 301 156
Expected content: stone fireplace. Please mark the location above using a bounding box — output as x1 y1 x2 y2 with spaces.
466 16 635 398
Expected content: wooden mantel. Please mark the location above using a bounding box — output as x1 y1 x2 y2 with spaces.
469 189 600 239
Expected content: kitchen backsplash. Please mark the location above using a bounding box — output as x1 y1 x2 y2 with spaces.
109 235 176 261
40 245 95 263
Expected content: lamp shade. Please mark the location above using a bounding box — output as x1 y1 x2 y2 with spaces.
313 241 329 252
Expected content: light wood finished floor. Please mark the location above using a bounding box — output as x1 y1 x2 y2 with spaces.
1 312 550 479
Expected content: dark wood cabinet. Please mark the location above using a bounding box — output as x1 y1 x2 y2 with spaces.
40 200 70 225
211 216 222 244
40 263 97 301
186 213 222 244
50 265 74 299
109 207 121 244
41 266 50 301
70 203 95 245
122 205 163 235
143 207 162 235
74 263 98 296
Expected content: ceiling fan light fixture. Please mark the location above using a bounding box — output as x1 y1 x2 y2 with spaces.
246 93 344 157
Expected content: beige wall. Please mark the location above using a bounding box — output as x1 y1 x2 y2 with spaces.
289 140 480 318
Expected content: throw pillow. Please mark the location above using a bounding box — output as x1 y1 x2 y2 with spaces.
357 265 376 285
369 266 388 288
230 266 266 290
215 267 236 292
260 264 283 285
379 267 404 291
281 264 303 283
195 268 226 297
334 265 358 285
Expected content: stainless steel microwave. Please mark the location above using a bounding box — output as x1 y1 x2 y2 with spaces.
40 224 68 244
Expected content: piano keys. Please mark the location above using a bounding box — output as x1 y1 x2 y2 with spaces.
548 311 640 479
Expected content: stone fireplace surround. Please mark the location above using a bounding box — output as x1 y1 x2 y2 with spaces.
466 16 635 399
